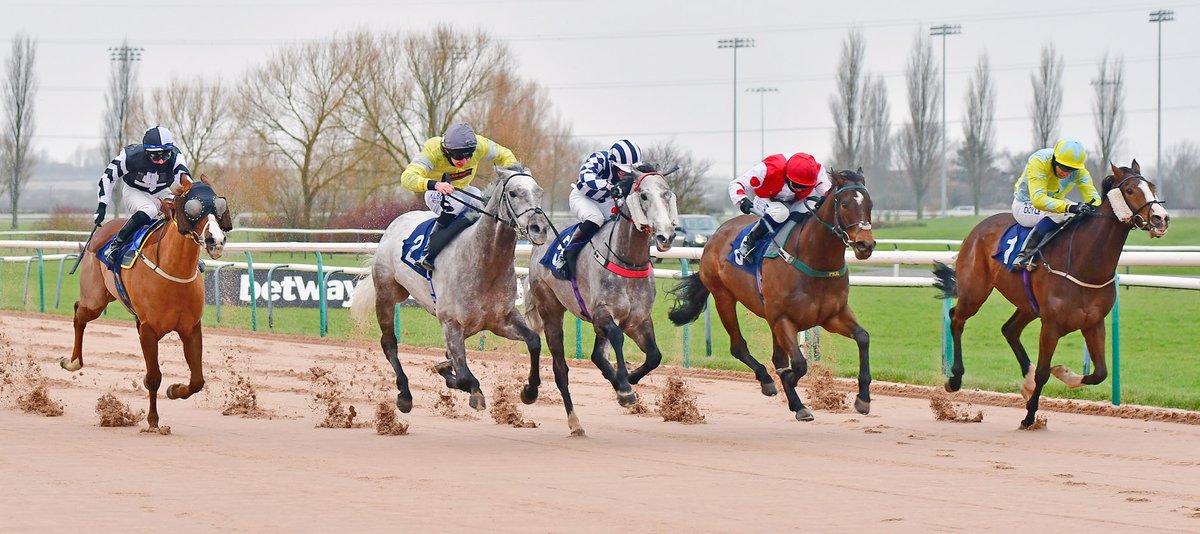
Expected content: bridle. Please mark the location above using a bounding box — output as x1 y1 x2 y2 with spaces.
613 171 662 234
812 179 872 247
445 172 549 245
1108 173 1166 231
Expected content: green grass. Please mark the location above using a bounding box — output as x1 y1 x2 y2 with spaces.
4 217 1199 411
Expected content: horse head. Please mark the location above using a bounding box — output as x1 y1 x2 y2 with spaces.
174 177 233 259
827 167 875 259
1102 160 1169 238
625 163 679 252
495 164 549 245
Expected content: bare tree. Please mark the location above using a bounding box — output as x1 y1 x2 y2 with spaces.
829 29 866 169
1093 52 1126 172
145 76 232 175
860 74 892 177
955 53 996 215
1029 43 1063 150
239 36 365 227
898 32 942 219
642 140 714 214
101 38 143 210
1161 141 1200 208
1 35 36 228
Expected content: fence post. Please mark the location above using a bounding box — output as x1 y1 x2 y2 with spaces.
704 294 712 357
1112 271 1121 405
320 267 343 338
55 254 75 309
244 252 257 331
315 252 326 337
575 317 583 359
213 264 227 323
941 297 953 376
266 265 284 329
394 303 401 342
681 258 690 368
36 249 44 313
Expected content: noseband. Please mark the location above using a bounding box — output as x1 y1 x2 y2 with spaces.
448 172 548 244
614 172 662 235
1111 174 1166 231
814 183 872 247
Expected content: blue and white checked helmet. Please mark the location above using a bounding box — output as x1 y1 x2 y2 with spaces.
608 139 641 172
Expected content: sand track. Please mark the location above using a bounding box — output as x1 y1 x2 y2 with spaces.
2 311 1198 531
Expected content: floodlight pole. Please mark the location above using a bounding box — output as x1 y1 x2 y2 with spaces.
746 87 778 155
718 38 755 177
1150 10 1174 196
930 24 960 217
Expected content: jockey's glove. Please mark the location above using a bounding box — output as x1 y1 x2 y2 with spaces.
738 198 753 215
1067 202 1096 216
94 203 106 226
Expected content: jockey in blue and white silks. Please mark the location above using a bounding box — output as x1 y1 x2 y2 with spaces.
552 139 642 274
95 126 194 265
1009 137 1101 270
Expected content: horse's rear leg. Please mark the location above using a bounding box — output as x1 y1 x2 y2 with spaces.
1001 309 1037 379
712 287 774 395
541 306 584 436
63 260 112 371
626 318 662 385
769 318 812 421
138 325 164 429
375 281 413 412
169 321 206 401
1052 322 1107 388
592 314 636 407
944 279 991 392
1022 325 1064 429
440 321 484 410
821 307 871 415
490 309 542 405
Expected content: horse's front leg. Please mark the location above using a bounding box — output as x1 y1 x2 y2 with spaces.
768 317 812 421
375 283 413 412
821 307 871 415
1052 321 1108 388
625 317 662 385
1022 326 1064 429
491 309 543 405
593 313 636 407
137 324 164 429
440 321 485 410
541 306 584 436
169 321 206 400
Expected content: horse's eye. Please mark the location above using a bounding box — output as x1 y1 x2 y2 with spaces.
640 193 648 202
509 191 518 198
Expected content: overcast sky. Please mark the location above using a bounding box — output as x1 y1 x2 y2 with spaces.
2 0 1197 179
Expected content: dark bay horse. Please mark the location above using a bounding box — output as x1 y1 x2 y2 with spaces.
350 166 549 412
524 165 678 435
64 178 233 430
933 161 1169 428
669 169 876 421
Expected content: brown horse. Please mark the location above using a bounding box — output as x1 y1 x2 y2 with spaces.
669 169 876 421
933 161 1169 428
63 179 233 430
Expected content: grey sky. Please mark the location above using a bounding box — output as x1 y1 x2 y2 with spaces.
2 0 1197 179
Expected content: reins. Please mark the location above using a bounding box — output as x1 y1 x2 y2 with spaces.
443 172 552 244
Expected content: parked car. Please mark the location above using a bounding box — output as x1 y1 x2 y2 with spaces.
673 213 721 247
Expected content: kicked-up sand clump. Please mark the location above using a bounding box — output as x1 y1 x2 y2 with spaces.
308 366 366 429
95 393 144 427
656 375 705 424
18 386 65 417
1023 414 1049 430
930 393 984 423
804 366 848 412
433 387 471 419
220 351 271 418
489 384 537 428
0 335 65 417
374 402 410 436
626 399 650 415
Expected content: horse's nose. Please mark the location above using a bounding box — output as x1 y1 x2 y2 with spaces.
528 223 543 236
1152 213 1168 228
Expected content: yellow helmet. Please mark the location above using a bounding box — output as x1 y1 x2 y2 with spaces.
1053 138 1087 170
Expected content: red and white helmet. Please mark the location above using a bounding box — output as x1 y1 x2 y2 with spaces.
785 153 821 188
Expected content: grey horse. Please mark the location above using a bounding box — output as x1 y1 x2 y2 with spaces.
351 165 550 412
524 165 679 435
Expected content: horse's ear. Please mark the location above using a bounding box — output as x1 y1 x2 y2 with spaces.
856 166 866 182
1110 162 1121 179
199 174 210 184
1131 159 1140 175
173 197 196 235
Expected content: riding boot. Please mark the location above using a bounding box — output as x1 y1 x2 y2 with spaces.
102 211 152 265
737 219 769 260
417 214 471 271
553 220 600 276
1011 228 1046 271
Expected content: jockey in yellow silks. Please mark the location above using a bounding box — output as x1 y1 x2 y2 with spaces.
1010 137 1101 270
400 122 517 271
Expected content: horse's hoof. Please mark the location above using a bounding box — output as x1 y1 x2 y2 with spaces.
854 397 871 415
567 412 585 437
59 357 82 372
520 384 538 405
468 390 486 411
795 408 815 422
945 375 962 392
761 381 778 397
166 384 181 400
616 389 638 407
396 393 413 414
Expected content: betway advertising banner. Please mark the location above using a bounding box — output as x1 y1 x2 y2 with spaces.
204 270 363 308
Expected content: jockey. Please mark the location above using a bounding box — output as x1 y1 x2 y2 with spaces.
552 139 642 275
95 126 193 265
1010 137 1100 270
728 152 831 260
400 122 517 271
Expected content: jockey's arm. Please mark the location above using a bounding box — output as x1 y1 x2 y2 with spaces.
400 140 441 193
728 162 765 204
1074 167 1102 206
577 152 612 197
97 149 129 207
477 135 517 168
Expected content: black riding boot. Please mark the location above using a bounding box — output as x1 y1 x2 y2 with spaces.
417 213 472 271
737 219 769 260
555 220 601 276
103 211 152 265
1011 228 1046 271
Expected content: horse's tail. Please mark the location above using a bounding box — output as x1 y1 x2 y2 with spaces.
668 273 711 325
349 259 377 330
522 278 544 333
932 261 958 299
